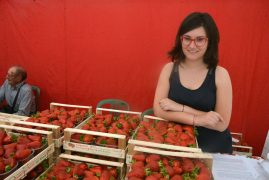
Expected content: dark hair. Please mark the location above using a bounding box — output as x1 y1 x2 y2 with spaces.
168 12 220 69
14 66 27 81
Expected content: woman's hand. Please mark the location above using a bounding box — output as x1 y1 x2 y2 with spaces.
195 111 224 130
159 98 183 112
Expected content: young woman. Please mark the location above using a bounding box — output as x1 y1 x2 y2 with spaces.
153 12 233 153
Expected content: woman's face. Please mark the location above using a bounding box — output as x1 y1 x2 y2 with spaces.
181 26 208 62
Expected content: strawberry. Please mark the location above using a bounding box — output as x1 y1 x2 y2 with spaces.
79 163 88 170
27 135 42 142
162 157 169 166
0 161 5 173
146 160 160 171
196 167 211 180
4 148 15 158
152 172 162 178
15 149 32 160
83 134 94 143
109 167 118 178
28 141 42 149
82 124 90 130
146 154 161 163
90 166 102 176
145 175 159 180
84 170 95 177
165 165 175 177
194 160 206 169
0 147 4 156
128 177 143 180
173 166 183 174
73 164 84 176
132 161 145 169
132 153 146 162
58 159 71 167
17 136 31 144
3 136 12 144
0 130 5 145
171 174 183 180
127 168 145 178
100 170 111 180
182 158 194 172
4 143 16 150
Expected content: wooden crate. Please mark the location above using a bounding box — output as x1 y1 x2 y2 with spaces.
0 124 55 180
29 102 92 147
128 115 201 160
64 128 126 159
231 132 253 156
126 146 212 179
36 153 125 180
64 108 142 160
0 118 61 144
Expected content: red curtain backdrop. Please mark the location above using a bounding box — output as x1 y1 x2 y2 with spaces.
0 0 268 155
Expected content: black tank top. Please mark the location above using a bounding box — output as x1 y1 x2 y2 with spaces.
168 62 232 153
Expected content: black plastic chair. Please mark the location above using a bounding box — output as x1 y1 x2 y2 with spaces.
141 108 154 118
96 99 130 111
31 85 40 112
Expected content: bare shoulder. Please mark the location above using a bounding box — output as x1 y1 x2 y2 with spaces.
215 66 231 85
162 62 174 71
160 62 174 76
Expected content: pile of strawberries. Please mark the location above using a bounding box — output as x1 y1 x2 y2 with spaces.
127 153 211 180
134 120 196 147
71 113 140 147
0 130 46 174
24 107 89 133
44 159 119 180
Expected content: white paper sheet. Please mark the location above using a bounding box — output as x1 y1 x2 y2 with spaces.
212 154 269 180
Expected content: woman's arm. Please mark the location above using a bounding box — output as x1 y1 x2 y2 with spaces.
153 62 197 125
212 66 233 131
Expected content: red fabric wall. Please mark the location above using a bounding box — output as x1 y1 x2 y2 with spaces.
0 0 269 155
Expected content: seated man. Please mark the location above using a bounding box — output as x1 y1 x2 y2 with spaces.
0 66 36 116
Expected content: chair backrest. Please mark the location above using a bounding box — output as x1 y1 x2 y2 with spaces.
141 108 154 118
31 85 40 112
96 99 130 111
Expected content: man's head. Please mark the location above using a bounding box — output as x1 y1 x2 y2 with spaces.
6 66 27 87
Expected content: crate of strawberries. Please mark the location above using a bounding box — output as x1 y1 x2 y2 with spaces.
128 115 201 163
0 124 54 180
37 153 124 180
63 108 141 159
126 146 212 180
20 102 92 147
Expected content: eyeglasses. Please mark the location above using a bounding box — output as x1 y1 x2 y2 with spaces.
181 35 208 47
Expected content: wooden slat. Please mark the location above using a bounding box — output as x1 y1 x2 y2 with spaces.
0 118 59 129
0 124 52 135
96 108 141 115
64 128 126 139
50 102 92 114
59 154 124 167
0 112 29 120
134 146 211 159
128 139 201 153
143 115 166 121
